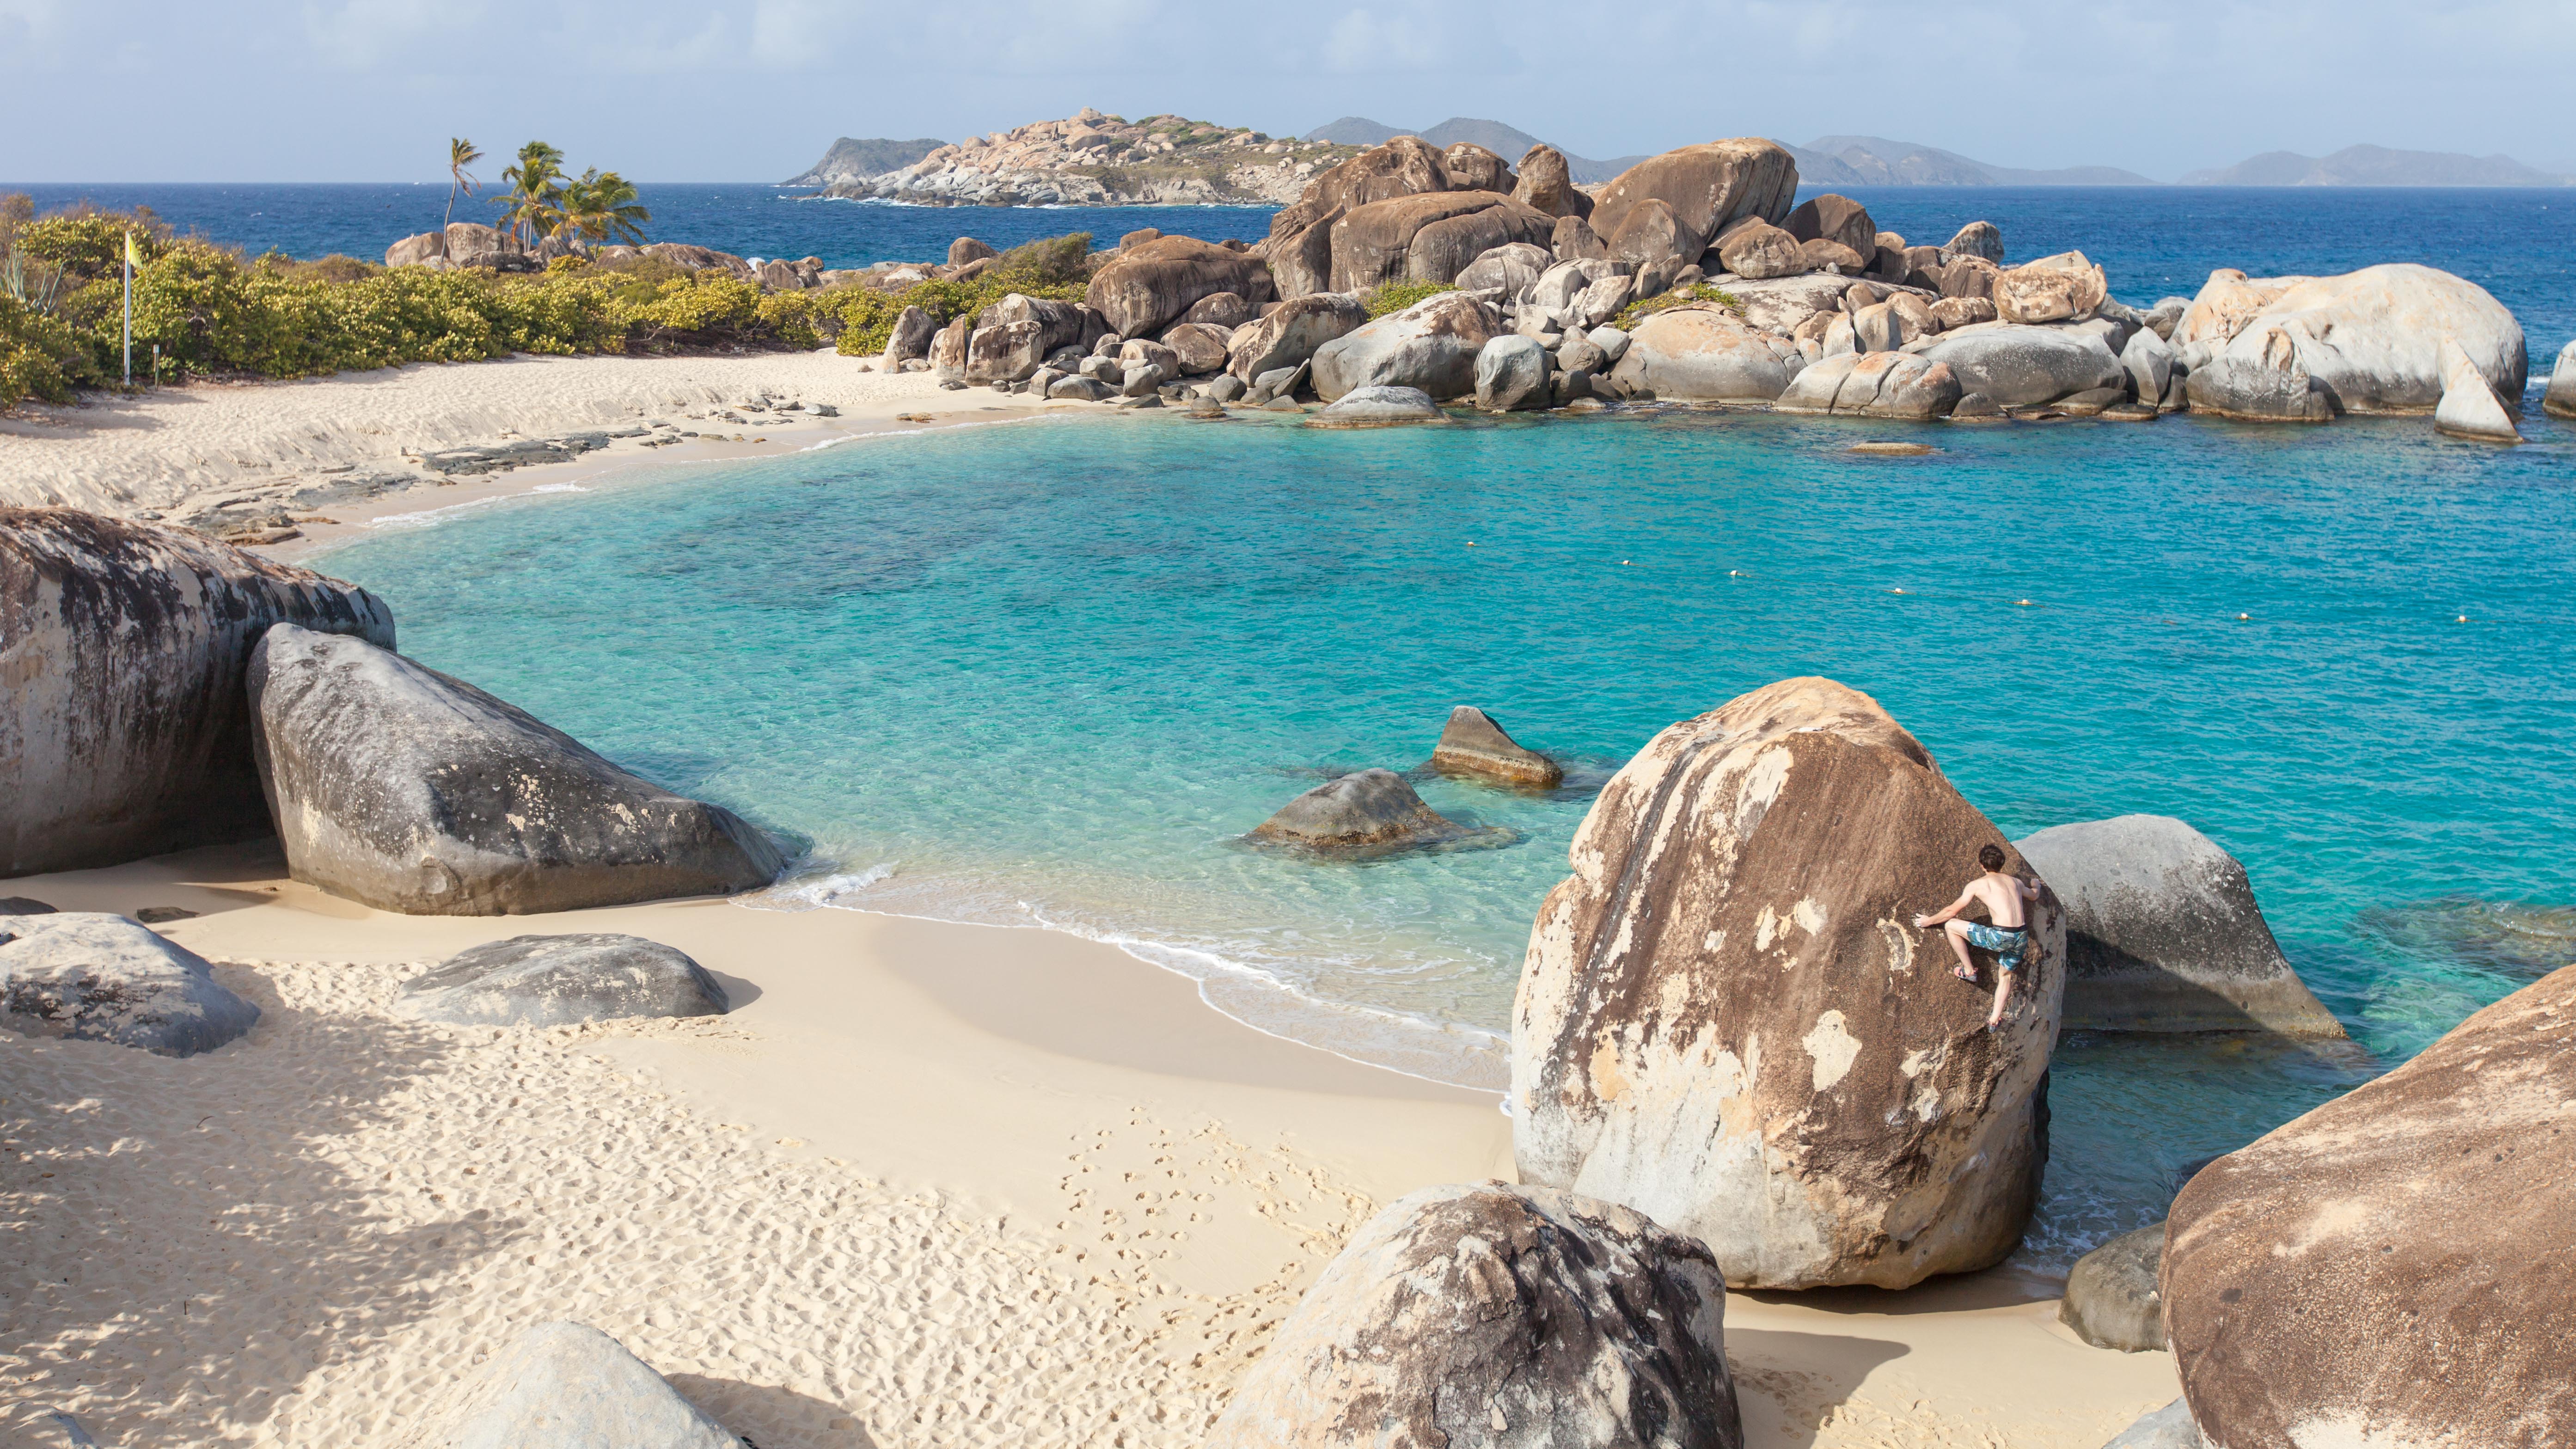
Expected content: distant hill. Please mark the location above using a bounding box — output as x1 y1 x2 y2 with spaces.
783 137 948 187
1790 136 2158 186
2178 145 2572 186
1301 116 1646 184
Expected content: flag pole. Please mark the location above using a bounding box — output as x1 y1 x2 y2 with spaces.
122 230 133 386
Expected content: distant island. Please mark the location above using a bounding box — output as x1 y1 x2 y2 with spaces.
785 112 2576 202
2178 144 2574 186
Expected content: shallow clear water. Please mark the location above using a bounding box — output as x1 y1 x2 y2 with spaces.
318 401 2576 1269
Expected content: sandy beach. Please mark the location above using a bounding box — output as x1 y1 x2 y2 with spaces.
0 837 2182 1449
0 351 1066 527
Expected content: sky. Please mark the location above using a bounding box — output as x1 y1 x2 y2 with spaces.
6 0 2573 183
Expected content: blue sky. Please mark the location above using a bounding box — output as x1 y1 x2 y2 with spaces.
6 0 2571 182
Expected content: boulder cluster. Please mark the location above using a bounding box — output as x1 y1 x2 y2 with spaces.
881 132 2542 441
385 222 846 292
813 107 1355 207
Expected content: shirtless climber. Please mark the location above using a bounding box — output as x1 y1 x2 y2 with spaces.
1914 843 2043 1030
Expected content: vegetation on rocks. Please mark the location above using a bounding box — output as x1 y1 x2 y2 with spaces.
1613 283 1743 330
1362 280 1459 319
827 232 1094 357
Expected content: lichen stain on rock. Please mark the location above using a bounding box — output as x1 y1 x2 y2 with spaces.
1802 1010 1861 1091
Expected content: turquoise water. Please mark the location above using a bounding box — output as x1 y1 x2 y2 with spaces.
318 404 2576 1269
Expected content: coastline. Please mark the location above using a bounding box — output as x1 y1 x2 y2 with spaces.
1 840 2184 1448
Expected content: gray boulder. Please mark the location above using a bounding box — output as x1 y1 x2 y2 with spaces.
947 236 997 267
1474 336 1550 411
1993 251 2108 324
1431 706 1562 787
1607 306 1792 403
1159 322 1231 375
0 912 259 1057
2185 349 2336 421
1511 145 1592 220
1247 360 1311 405
2121 328 2176 405
2015 815 2343 1036
879 305 936 368
1785 194 1877 259
1550 214 1607 262
1777 351 1963 419
1455 241 1553 296
2172 263 2524 416
928 316 971 380
2102 1400 2203 1449
1205 1184 1741 1449
1514 678 2063 1290
1588 324 1632 365
2 509 395 877
431 1321 739 1449
0 898 55 915
2545 338 2576 419
398 934 730 1027
1047 375 1111 402
2434 335 2521 443
1313 385 1446 426
1183 291 1252 327
1311 292 1501 402
1227 293 1367 381
2060 1223 2165 1351
1918 322 2125 406
247 624 784 916
1719 273 1880 336
1251 768 1464 848
1942 220 2005 264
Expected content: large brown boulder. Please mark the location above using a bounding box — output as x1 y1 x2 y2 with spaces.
1 510 396 875
1992 250 2110 324
1511 144 1593 219
1785 195 1878 259
1227 293 1368 380
2163 964 2576 1448
1590 140 1799 269
1205 1184 1742 1449
442 221 528 270
1329 192 1554 290
1442 142 1516 194
385 231 447 267
1083 236 1274 341
1714 220 1806 280
1261 137 1453 297
1511 678 2063 1290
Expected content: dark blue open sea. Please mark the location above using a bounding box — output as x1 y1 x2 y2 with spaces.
29 178 2572 1272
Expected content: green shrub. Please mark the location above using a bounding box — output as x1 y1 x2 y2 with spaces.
1362 279 1458 319
830 232 1096 356
0 293 86 407
1612 284 1742 331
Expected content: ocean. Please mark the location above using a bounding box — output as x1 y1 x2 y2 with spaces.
52 177 2574 1272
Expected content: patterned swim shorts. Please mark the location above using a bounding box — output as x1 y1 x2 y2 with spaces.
1963 921 2031 974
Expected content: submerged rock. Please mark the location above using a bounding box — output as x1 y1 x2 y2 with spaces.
1430 706 1563 787
2015 815 2343 1036
247 624 785 915
1313 385 1445 425
1205 1184 1742 1449
1512 678 2063 1289
2163 964 2576 1449
1251 769 1465 849
399 934 730 1027
432 1320 740 1449
0 912 259 1057
2061 1223 2166 1351
1 509 395 876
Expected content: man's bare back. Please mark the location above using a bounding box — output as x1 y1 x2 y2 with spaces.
1912 843 2043 1028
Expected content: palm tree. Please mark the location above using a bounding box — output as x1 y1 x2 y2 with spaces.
560 169 652 246
492 141 567 245
443 138 483 229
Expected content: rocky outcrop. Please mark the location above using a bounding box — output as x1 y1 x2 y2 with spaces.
2170 263 2525 416
1720 275 1881 336
821 109 1350 208
1943 221 2005 264
385 231 447 268
398 934 731 1027
2013 815 2343 1036
1606 305 1794 402
246 624 784 915
2162 964 2576 1449
1431 706 1563 787
1785 195 1877 259
2121 328 2176 404
1589 140 1799 267
1441 142 1515 194
1513 678 2062 1290
1160 322 1230 374
1311 291 1501 401
430 1320 740 1449
437 222 534 272
1474 336 1551 411
1511 145 1592 219
1251 769 1464 848
2 509 396 876
1205 1184 1741 1449
1777 352 1963 419
1917 322 2125 406
1262 137 1456 297
1227 293 1367 379
0 912 261 1057
2061 1223 2166 1351
1312 385 1447 426
1084 236 1272 341
2433 335 2522 442
929 316 971 380
1714 220 1805 280
2546 339 2576 419
1328 191 1554 291
1457 242 1552 295
880 305 937 368
1992 251 2108 324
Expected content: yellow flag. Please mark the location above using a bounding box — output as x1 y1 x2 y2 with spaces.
125 230 140 268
